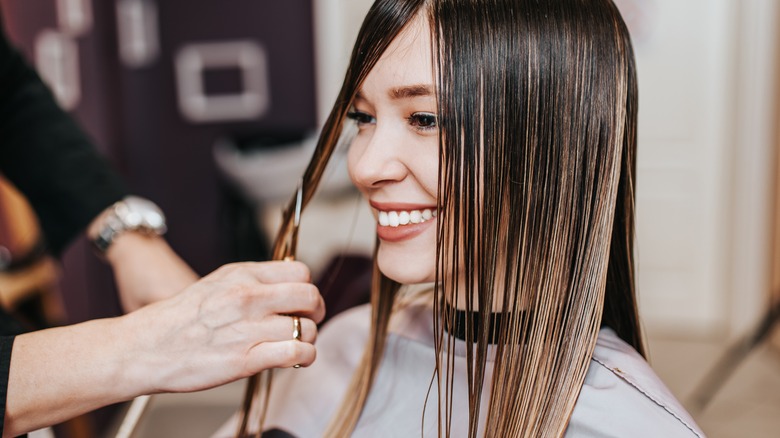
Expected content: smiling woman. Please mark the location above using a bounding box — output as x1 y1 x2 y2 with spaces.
222 1 705 437
346 16 439 285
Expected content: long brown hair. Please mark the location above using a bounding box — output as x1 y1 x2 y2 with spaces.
238 0 642 436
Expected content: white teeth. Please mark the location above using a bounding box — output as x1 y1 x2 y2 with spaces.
399 211 410 225
388 211 400 227
377 208 437 227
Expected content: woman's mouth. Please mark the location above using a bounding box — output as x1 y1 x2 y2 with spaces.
371 204 438 242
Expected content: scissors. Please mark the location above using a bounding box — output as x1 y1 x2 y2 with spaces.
283 180 304 368
283 179 303 262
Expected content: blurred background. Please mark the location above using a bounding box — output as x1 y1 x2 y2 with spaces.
0 0 778 437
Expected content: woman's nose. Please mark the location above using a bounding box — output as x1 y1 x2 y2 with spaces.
348 124 408 189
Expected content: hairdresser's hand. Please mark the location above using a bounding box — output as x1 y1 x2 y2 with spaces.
4 261 323 436
120 261 325 395
106 233 199 312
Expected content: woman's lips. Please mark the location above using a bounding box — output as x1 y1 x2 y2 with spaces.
376 219 435 242
369 201 438 243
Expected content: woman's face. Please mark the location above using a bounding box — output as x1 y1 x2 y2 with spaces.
347 17 439 284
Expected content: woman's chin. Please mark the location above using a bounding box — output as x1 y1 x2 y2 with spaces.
376 241 436 285
377 261 434 285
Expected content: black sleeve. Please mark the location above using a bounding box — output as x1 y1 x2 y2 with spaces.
0 304 24 437
0 335 15 436
0 23 128 256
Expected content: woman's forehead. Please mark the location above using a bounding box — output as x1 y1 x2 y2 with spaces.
359 15 434 99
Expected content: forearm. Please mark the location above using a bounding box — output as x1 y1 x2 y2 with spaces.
4 316 141 437
99 231 199 311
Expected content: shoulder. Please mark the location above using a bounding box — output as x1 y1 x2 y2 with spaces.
318 303 373 351
567 328 705 437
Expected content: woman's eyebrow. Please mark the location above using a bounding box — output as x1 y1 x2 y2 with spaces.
389 84 434 100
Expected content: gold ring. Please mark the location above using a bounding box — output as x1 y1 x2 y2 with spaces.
292 316 302 369
292 316 302 341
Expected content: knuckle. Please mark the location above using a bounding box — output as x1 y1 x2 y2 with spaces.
284 340 306 361
235 285 255 305
216 263 240 276
288 261 311 282
251 261 284 282
222 282 256 307
301 285 321 309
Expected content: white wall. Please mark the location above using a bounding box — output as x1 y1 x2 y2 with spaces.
615 0 779 338
725 0 780 338
312 0 374 124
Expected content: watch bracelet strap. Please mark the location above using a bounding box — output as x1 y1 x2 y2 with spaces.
91 221 163 254
90 197 166 255
93 226 117 253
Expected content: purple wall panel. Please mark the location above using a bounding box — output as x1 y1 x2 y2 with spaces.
1 0 316 318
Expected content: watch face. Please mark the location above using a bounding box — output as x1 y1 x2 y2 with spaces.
121 196 167 233
125 211 144 228
145 211 165 229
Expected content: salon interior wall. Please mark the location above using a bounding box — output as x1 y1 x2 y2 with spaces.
615 0 780 340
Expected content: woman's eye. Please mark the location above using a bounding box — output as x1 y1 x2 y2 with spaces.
346 110 376 127
408 112 438 132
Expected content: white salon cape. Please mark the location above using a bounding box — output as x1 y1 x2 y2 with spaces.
214 303 705 437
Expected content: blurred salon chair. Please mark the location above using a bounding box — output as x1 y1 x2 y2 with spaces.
0 175 64 329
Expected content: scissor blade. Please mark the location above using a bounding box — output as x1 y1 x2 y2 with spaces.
287 180 303 259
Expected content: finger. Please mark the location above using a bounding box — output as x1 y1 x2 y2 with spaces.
247 340 317 372
206 261 311 284
236 261 312 284
256 283 326 323
256 315 318 344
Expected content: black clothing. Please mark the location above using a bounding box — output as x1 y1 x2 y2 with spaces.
0 308 24 434
0 22 128 435
0 26 127 257
0 335 14 434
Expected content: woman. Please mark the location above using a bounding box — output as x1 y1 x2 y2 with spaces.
223 0 704 436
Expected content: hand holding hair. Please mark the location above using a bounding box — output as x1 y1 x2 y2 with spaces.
3 260 324 438
125 260 324 393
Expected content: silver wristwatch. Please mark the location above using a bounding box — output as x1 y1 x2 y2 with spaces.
92 196 167 253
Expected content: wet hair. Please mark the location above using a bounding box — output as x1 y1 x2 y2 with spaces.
239 0 642 436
